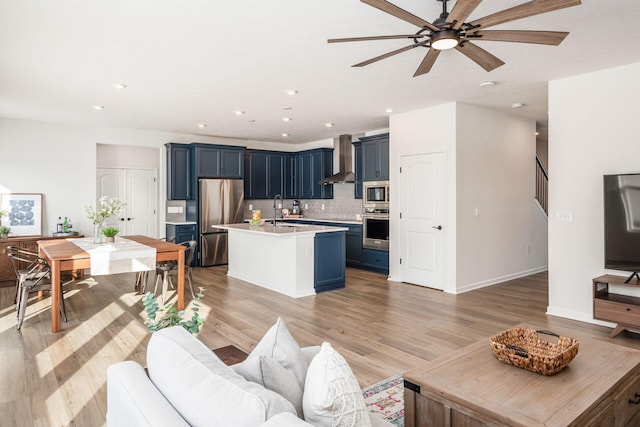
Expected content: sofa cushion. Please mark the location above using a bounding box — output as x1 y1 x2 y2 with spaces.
147 326 296 427
302 342 372 427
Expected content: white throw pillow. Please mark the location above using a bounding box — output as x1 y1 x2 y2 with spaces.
302 342 372 427
234 317 308 417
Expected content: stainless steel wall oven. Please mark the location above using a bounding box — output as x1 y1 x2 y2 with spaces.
362 213 389 250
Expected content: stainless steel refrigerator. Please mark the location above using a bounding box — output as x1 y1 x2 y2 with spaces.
198 178 244 266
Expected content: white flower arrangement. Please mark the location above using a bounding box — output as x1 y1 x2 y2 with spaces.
85 196 126 225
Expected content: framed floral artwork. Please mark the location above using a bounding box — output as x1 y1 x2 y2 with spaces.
0 193 43 236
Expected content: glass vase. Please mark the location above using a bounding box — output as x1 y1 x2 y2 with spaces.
93 221 105 244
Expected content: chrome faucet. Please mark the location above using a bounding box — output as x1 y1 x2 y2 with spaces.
273 194 283 226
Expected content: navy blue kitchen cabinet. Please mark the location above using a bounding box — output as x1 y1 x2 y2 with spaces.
362 248 389 274
295 148 333 200
352 140 363 199
244 150 287 199
192 143 243 179
166 143 193 200
314 231 346 293
166 223 198 266
283 153 296 199
344 224 363 267
359 133 389 181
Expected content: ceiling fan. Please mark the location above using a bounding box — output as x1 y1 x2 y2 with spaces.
328 0 581 76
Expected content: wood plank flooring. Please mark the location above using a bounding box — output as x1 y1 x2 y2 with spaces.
1 267 640 426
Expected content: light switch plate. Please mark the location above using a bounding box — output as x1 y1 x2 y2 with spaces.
556 210 573 222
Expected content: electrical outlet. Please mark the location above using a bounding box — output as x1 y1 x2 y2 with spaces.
304 203 308 210
249 204 253 211
321 204 325 210
474 208 480 217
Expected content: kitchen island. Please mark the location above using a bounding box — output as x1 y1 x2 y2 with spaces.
212 223 348 298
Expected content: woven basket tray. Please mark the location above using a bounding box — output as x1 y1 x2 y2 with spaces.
489 328 579 376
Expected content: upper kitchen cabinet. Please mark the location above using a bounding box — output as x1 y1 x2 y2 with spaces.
244 150 285 199
283 153 296 199
359 133 389 181
352 140 363 199
192 143 244 179
296 148 333 200
166 143 192 200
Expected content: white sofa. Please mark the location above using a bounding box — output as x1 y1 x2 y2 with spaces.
107 325 394 427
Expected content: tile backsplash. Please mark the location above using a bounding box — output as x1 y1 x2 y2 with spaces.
166 184 362 223
245 183 361 221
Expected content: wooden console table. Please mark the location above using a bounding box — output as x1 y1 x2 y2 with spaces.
593 274 640 338
404 325 640 426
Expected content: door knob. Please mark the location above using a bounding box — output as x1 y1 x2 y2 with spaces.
432 225 443 230
127 218 135 221
120 218 125 221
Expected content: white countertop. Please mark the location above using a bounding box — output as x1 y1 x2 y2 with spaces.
249 217 363 225
165 221 197 225
213 223 348 235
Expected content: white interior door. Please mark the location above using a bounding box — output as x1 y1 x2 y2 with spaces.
97 168 158 237
399 152 445 290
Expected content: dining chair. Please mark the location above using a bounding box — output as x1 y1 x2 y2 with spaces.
134 237 175 294
153 240 197 304
8 246 67 330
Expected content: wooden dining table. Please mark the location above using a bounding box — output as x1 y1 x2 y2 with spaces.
38 235 186 332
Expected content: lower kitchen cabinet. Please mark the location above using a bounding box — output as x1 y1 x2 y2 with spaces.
314 231 345 293
166 223 198 267
362 248 389 275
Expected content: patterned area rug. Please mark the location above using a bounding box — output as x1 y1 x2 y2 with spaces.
362 374 404 426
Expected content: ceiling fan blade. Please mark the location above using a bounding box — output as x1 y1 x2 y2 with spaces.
468 30 569 45
447 0 483 29
455 42 505 71
469 0 581 30
413 48 441 76
361 0 439 31
353 42 426 67
328 34 425 43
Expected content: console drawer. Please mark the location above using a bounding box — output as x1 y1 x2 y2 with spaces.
594 299 640 326
615 371 640 426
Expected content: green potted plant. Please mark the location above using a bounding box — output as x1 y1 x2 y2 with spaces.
142 287 206 334
0 225 10 240
102 226 120 243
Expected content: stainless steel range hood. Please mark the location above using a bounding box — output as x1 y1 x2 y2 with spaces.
320 134 354 184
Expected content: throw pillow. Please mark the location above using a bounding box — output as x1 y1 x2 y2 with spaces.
234 317 308 417
302 342 372 427
235 355 304 418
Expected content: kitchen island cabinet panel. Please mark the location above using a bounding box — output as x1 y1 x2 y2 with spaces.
314 231 346 293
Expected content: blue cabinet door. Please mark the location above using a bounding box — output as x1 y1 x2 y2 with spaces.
193 144 221 178
314 231 346 292
378 138 389 180
220 148 244 178
268 153 284 198
284 153 296 199
362 142 380 181
166 224 198 266
358 133 389 181
298 152 313 199
353 142 363 199
362 248 389 274
249 151 269 199
166 143 192 200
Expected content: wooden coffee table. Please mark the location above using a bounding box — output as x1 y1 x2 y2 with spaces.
404 325 640 426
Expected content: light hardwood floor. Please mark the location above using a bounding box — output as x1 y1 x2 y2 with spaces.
1 267 640 426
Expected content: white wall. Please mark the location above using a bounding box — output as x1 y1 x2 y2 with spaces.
0 118 275 237
548 61 640 323
456 103 546 292
389 103 458 293
389 102 546 294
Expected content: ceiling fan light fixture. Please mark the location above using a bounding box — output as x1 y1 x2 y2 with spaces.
430 29 459 50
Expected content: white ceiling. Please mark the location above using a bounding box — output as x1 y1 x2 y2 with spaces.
1 0 640 144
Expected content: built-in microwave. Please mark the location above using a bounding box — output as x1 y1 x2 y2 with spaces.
363 180 389 209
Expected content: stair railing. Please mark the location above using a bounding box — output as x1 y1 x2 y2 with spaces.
535 155 548 215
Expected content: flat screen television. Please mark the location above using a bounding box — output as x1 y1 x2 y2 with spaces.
604 173 640 282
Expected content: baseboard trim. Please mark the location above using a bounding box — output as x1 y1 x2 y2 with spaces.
454 266 548 294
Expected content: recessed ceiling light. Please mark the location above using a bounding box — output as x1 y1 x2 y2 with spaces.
286 90 298 96
112 83 127 89
234 110 245 115
197 123 207 128
283 107 293 110
93 105 104 110
282 117 292 122
325 123 334 127
479 81 496 87
511 103 524 109
248 119 256 123
385 108 393 113
281 133 289 137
